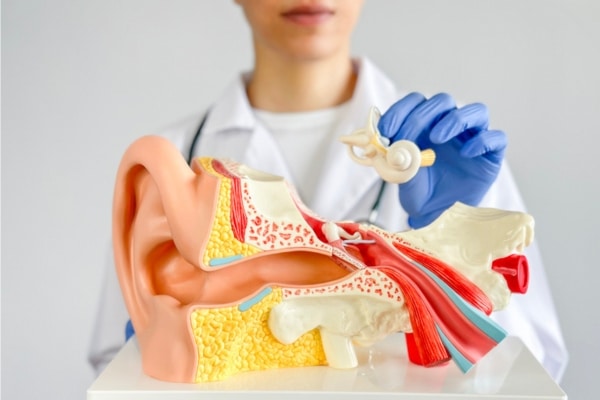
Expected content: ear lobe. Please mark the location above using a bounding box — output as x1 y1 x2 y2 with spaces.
112 135 220 382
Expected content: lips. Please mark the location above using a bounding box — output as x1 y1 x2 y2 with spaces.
281 5 334 26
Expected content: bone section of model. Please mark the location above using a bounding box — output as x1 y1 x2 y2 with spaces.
394 203 534 309
239 165 313 227
269 291 411 368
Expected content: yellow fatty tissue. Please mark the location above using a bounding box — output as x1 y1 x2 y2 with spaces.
199 158 260 266
190 287 326 382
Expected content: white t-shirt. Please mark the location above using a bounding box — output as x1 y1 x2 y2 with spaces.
254 102 350 204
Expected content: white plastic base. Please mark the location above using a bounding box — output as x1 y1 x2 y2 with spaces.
87 334 566 400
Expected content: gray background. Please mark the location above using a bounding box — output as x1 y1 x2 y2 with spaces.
2 0 598 399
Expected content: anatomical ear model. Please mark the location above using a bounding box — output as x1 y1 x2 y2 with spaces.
339 107 436 184
113 135 533 383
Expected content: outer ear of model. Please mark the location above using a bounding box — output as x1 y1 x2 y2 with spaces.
113 109 530 382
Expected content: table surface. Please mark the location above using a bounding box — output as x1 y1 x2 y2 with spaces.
87 334 566 400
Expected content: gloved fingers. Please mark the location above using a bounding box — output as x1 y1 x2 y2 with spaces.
430 103 489 144
378 92 426 140
397 93 456 143
460 129 507 162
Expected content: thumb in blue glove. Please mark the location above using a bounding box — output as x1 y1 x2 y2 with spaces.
378 92 507 228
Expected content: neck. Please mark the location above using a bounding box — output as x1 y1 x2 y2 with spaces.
247 49 357 112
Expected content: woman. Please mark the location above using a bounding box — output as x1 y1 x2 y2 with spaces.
89 0 567 381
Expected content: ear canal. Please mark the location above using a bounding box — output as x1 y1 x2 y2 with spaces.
111 135 219 382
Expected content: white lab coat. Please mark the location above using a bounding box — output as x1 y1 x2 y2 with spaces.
88 58 568 381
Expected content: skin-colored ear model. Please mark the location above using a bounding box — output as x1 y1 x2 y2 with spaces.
113 135 372 382
112 135 222 382
113 135 534 383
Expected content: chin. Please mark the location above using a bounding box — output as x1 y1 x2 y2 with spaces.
282 39 349 62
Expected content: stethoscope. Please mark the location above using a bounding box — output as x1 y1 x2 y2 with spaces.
186 110 388 226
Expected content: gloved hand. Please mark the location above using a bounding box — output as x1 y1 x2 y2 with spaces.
378 92 507 228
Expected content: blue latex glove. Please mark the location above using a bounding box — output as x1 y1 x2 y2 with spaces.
378 92 507 228
125 319 135 340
